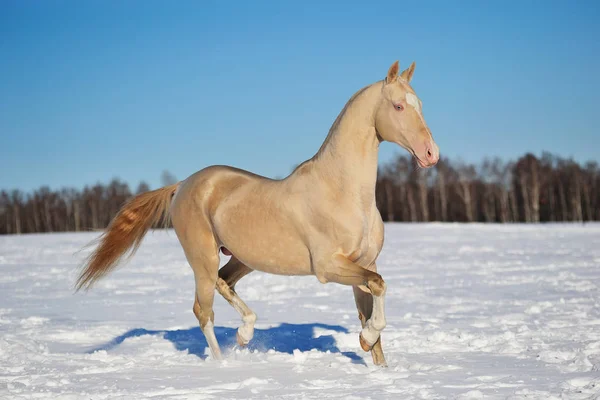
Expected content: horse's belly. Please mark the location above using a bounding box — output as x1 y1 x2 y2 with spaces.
231 240 313 276
211 182 313 275
216 215 313 275
246 257 312 276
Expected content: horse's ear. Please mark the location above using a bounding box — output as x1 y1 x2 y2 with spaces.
386 61 399 83
400 61 416 83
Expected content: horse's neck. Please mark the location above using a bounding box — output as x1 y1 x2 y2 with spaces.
311 83 381 207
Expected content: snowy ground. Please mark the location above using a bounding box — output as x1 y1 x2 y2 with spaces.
1 224 600 399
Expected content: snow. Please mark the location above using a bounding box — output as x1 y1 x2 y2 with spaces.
1 224 599 399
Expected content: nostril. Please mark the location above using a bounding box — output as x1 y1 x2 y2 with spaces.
427 149 433 159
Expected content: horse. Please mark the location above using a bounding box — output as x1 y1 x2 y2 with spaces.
75 60 439 367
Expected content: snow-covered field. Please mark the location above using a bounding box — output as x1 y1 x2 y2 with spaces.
1 224 599 399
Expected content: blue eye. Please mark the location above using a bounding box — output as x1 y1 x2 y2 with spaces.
394 104 404 111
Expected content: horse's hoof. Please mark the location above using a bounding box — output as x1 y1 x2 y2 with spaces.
374 358 388 367
359 333 373 352
236 331 248 347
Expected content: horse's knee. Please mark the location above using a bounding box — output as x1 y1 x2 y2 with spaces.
367 274 386 297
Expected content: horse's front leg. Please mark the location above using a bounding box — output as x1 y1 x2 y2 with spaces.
315 255 387 361
353 264 387 366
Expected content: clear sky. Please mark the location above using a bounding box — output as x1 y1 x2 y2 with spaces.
1 1 598 192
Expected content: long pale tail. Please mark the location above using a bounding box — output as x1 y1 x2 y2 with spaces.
75 183 179 291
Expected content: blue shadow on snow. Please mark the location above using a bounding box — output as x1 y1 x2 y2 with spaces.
89 322 366 365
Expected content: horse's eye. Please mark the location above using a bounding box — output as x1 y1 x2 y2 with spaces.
395 104 404 111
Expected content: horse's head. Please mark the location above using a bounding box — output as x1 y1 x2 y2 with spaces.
375 60 439 168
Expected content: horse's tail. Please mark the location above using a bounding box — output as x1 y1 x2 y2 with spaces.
75 183 179 291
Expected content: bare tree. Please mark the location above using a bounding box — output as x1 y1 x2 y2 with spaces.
1 191 11 234
434 159 450 222
393 156 418 222
161 170 178 186
377 165 396 222
480 159 498 222
568 162 583 222
10 190 23 234
455 162 476 222
415 167 431 222
136 181 151 194
492 159 513 222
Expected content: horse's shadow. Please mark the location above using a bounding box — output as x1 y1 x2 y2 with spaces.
89 322 366 366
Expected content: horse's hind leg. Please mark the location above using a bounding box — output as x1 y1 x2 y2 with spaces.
189 252 222 359
177 226 223 360
216 257 256 346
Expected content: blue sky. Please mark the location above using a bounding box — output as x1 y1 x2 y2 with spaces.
1 1 599 192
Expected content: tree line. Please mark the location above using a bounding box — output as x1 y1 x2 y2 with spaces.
376 152 599 223
1 153 598 235
0 171 176 235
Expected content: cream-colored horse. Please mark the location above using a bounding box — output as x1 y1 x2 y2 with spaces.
76 61 439 366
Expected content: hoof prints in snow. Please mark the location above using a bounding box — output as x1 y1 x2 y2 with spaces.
1 224 600 399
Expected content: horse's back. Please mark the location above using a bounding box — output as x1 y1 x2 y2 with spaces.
174 164 272 206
